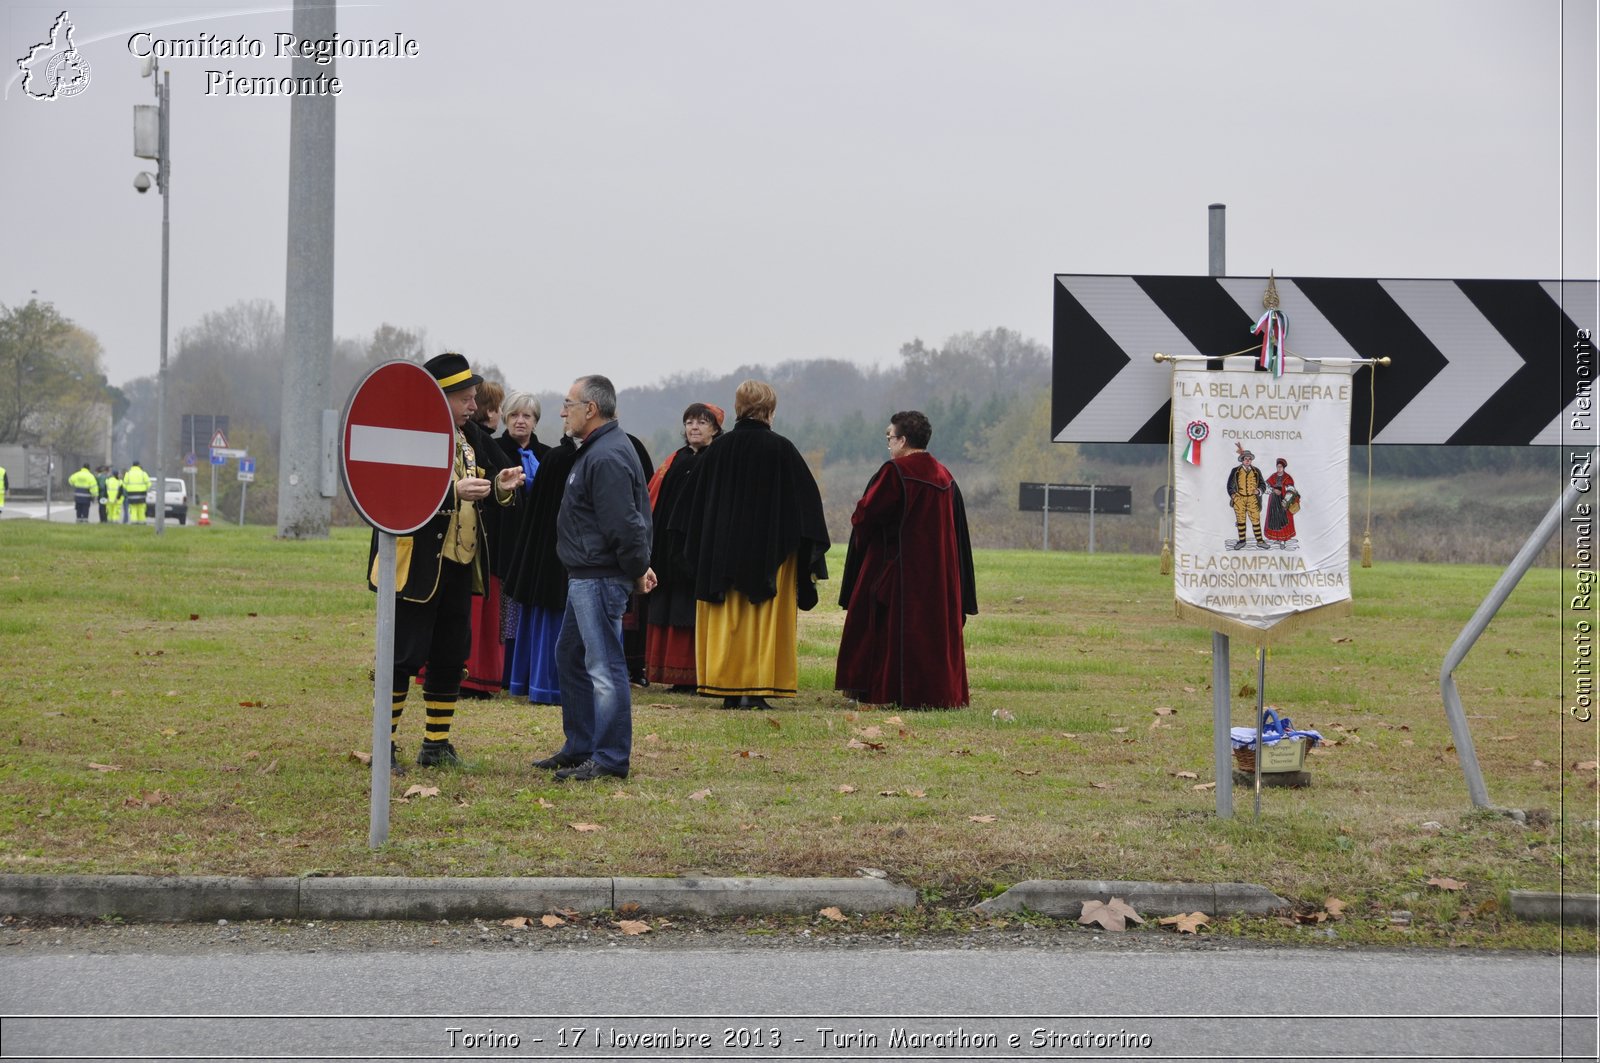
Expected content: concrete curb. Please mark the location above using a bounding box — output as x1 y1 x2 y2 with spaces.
0 874 916 923
1508 890 1600 926
974 880 1288 918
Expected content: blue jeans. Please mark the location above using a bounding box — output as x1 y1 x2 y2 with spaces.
556 577 633 774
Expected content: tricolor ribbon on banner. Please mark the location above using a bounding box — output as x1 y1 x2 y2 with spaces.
1253 308 1289 378
1183 420 1209 464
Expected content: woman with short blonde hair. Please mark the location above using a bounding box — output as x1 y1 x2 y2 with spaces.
732 379 776 424
675 380 829 710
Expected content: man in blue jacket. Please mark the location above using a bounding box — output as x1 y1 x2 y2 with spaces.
533 374 655 781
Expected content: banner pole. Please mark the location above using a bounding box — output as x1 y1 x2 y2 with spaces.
1253 646 1266 820
369 533 395 848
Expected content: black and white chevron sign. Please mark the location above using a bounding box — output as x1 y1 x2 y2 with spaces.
1051 275 1598 445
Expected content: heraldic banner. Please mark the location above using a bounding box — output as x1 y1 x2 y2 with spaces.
1171 362 1354 641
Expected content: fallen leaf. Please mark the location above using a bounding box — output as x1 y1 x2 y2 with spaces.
642 733 660 744
1192 782 1216 791
540 914 565 928
1531 759 1548 768
502 916 531 929
1013 768 1040 777
1575 760 1599 772
1059 732 1079 739
1324 897 1348 920
555 907 581 920
1238 683 1256 697
846 738 886 751
402 784 440 799
884 716 903 725
87 762 122 772
243 751 260 760
732 750 768 759
1109 727 1129 734
687 788 712 801
837 784 857 794
618 901 641 915
536 797 555 809
1158 911 1210 934
1427 876 1467 891
991 709 1016 722
1490 735 1518 742
1079 897 1144 932
159 729 178 737
569 822 603 833
255 759 280 776
968 814 997 823
1330 636 1352 643
877 789 899 797
766 717 782 730
189 614 200 621
1172 770 1198 779
646 703 675 710
349 751 372 766
613 919 651 935
906 789 926 798
857 726 884 739
1091 781 1111 790
1153 706 1176 716
818 906 847 922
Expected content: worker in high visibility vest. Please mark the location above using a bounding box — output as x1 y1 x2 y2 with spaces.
105 469 123 524
68 463 98 523
122 461 152 523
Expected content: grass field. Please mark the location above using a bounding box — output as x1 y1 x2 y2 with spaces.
0 521 1594 949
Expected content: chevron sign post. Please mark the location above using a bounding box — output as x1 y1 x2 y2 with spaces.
1052 275 1597 445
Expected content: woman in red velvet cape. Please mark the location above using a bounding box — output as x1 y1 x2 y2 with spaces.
835 411 977 709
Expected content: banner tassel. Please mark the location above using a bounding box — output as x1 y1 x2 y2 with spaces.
1160 541 1172 575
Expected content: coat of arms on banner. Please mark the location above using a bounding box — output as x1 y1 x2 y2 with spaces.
1171 363 1354 640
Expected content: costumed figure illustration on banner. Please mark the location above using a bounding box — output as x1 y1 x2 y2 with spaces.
1169 359 1353 637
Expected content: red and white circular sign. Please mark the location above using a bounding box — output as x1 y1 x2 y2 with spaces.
340 360 455 535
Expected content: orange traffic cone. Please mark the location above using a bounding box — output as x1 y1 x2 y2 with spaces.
198 502 210 526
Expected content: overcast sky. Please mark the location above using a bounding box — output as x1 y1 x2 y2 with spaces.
2 0 1594 393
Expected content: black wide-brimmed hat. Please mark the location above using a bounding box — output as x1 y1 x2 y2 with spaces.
424 352 483 394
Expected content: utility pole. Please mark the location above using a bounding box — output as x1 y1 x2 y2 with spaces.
276 0 337 538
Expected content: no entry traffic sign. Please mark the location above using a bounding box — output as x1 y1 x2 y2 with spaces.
340 360 456 535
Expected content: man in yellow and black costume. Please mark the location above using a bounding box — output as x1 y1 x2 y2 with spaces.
366 352 523 771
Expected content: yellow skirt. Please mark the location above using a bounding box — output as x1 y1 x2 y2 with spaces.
696 553 799 698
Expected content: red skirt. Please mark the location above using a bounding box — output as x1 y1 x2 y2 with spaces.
645 623 696 687
462 575 505 695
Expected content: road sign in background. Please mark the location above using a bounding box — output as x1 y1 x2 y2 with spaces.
1051 275 1597 445
1018 482 1132 514
238 457 255 483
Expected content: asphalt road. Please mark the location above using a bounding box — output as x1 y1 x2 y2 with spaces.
2 924 1595 1062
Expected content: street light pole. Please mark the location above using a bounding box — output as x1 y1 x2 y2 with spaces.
135 59 171 535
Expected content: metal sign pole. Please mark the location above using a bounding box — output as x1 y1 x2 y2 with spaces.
1088 484 1098 554
239 482 247 526
1042 483 1051 551
1207 203 1234 819
369 533 395 847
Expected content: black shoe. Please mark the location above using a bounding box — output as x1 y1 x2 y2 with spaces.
531 752 584 771
416 740 464 768
668 684 697 694
741 696 773 711
390 742 406 776
722 696 744 709
554 758 627 782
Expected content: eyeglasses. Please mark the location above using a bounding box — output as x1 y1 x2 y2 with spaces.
560 398 593 411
